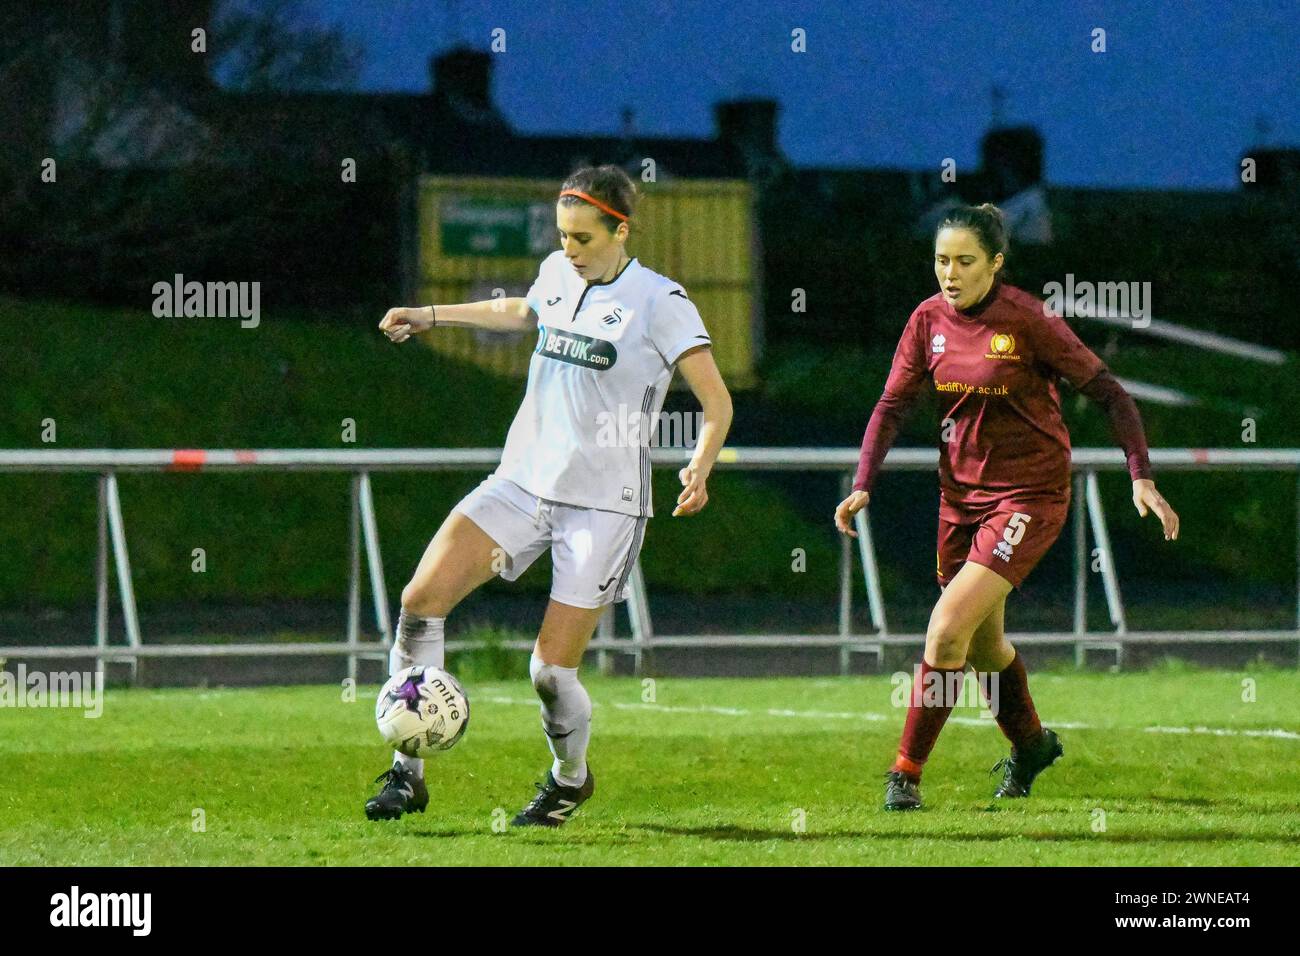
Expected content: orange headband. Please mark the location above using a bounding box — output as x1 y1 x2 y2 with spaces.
559 189 629 222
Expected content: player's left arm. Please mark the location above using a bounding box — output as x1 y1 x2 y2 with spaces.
1076 371 1179 540
672 345 733 517
1035 311 1180 541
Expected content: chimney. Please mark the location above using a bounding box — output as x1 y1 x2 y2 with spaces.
430 47 493 110
715 98 779 175
980 126 1044 198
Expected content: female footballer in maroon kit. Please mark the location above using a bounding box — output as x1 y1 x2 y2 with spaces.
835 204 1180 810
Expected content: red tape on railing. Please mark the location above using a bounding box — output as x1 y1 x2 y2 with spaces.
169 449 207 471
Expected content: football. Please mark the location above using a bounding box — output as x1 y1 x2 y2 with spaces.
375 665 470 757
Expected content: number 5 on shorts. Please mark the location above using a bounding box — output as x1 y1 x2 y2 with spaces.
1003 512 1032 546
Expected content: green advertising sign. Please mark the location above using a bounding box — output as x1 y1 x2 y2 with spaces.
439 197 556 257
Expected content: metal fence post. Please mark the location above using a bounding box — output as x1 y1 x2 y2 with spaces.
1073 472 1088 666
1085 471 1127 635
347 473 362 682
626 560 653 676
104 471 142 684
597 606 614 675
96 474 109 658
357 472 392 645
853 508 889 636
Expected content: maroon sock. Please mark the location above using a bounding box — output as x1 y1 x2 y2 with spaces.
893 659 966 779
985 650 1043 752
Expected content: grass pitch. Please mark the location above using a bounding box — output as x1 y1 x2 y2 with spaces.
2 667 1298 866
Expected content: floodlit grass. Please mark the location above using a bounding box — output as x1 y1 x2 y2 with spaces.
2 670 1298 865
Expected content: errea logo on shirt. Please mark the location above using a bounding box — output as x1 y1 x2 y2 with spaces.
931 334 946 354
985 332 1020 360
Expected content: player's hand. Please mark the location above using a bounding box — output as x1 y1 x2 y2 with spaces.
1133 478 1179 541
834 490 870 537
673 464 709 516
379 307 434 344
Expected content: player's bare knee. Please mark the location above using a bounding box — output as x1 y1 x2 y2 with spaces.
925 608 961 642
926 614 971 663
400 581 450 619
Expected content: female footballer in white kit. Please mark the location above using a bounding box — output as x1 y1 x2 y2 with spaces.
370 165 733 825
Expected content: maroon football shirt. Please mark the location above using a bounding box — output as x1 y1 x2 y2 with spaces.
853 282 1137 506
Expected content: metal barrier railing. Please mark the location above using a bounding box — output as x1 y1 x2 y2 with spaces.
1 447 1297 676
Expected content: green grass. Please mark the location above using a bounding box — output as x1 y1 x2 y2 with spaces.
2 670 1298 865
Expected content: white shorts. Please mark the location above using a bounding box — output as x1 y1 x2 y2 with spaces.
452 475 647 609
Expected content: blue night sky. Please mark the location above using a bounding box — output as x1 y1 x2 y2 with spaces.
303 0 1298 190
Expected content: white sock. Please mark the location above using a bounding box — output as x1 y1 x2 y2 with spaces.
529 653 591 788
389 609 445 777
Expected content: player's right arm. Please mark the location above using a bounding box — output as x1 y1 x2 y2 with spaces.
835 309 930 537
379 299 536 343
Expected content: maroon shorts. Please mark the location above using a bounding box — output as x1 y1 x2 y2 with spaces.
937 490 1070 589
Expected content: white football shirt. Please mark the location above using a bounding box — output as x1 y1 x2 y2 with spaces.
493 250 713 518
